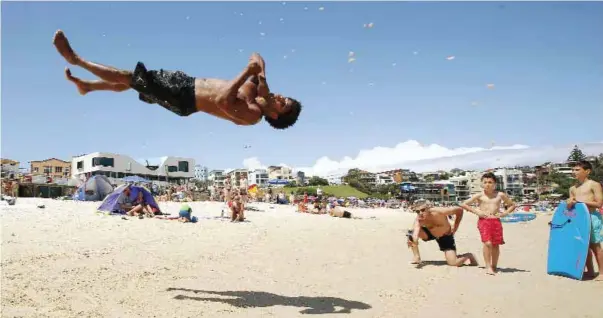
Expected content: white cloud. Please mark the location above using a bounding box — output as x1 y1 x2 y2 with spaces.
241 140 603 177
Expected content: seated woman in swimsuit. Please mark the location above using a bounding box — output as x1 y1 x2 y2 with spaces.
126 191 154 218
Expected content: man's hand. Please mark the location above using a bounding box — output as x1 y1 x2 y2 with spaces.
247 61 262 76
567 197 577 209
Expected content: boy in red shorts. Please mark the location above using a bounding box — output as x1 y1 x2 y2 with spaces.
461 172 517 275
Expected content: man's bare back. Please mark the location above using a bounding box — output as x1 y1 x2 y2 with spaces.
52 30 302 129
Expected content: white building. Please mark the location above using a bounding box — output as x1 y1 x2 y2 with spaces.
267 165 294 181
71 152 195 185
194 165 208 181
375 174 394 185
248 169 269 187
1 159 20 179
449 175 471 201
208 170 225 187
494 168 524 197
226 169 249 187
325 173 344 185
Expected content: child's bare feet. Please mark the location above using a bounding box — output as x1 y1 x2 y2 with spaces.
64 68 90 95
53 30 80 65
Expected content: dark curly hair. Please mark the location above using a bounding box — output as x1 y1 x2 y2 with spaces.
264 97 302 130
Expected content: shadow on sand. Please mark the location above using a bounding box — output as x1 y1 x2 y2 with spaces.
166 288 372 314
417 261 529 273
477 266 531 273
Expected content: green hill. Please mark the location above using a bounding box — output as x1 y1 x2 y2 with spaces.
282 185 369 199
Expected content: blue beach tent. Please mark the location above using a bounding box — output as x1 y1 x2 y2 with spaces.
98 184 160 214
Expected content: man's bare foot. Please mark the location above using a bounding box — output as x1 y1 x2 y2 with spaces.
53 30 80 65
65 68 90 95
486 267 497 275
594 274 603 281
465 254 479 266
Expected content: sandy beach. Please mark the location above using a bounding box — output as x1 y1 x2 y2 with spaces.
1 199 602 318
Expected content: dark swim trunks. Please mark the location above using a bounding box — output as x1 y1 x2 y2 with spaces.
406 227 457 251
130 62 197 116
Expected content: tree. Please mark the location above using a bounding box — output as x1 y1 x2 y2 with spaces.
547 172 574 199
567 145 586 162
308 176 329 186
590 153 603 183
284 180 298 188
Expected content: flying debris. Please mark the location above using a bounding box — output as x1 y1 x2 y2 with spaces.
348 57 356 63
348 51 355 57
321 81 327 85
363 22 374 28
260 32 266 37
282 1 286 5
258 20 262 25
240 13 244 16
304 7 308 10
185 16 190 20
486 83 495 89
318 7 325 11
446 56 455 61
471 101 478 106
291 49 296 53
283 55 288 59
238 48 244 53
392 62 397 67
280 18 285 22
368 82 375 86
102 33 106 37
244 145 251 149
350 111 355 116
413 51 419 55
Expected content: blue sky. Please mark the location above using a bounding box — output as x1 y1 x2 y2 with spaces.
2 1 602 174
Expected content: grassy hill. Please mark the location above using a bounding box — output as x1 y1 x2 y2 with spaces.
282 185 369 199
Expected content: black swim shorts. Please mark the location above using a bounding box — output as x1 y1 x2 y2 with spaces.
406 228 457 252
130 62 197 116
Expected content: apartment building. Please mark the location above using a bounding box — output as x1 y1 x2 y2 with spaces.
71 152 194 185
248 169 269 187
267 165 294 181
1 158 20 179
208 170 226 187
194 165 209 181
30 158 71 180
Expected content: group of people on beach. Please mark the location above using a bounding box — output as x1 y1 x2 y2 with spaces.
407 161 603 280
51 29 603 280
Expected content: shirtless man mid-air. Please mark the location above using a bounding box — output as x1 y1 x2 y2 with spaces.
52 30 302 129
406 200 478 268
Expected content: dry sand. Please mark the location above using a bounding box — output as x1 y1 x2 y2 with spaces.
1 198 602 318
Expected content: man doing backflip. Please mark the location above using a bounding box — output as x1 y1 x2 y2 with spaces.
52 30 302 129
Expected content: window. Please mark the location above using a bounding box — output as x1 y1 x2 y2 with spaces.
34 167 39 172
167 166 178 173
77 161 83 169
92 157 115 167
55 167 63 173
178 161 189 172
117 172 125 178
